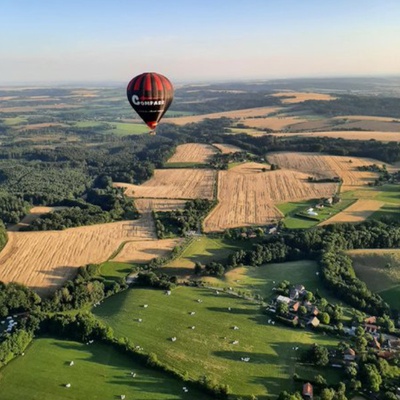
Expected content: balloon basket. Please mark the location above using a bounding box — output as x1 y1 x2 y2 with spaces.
149 130 156 135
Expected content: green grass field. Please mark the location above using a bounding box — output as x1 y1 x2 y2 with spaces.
203 260 347 307
104 122 148 136
373 184 400 205
205 260 319 297
97 261 136 282
72 121 148 135
3 116 28 126
276 199 355 229
349 249 400 309
93 286 340 398
370 204 400 221
0 338 208 400
163 236 254 276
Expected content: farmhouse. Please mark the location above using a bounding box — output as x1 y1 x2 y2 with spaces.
364 323 379 335
302 382 313 400
291 302 300 312
343 348 356 361
307 317 320 328
276 295 291 305
364 316 377 324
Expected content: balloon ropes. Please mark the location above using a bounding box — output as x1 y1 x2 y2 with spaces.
127 72 174 134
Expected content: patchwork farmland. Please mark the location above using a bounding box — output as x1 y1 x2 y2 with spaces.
134 198 187 213
166 143 218 163
212 143 242 154
271 91 336 104
0 214 156 294
319 199 384 225
114 169 216 200
166 106 280 125
203 162 338 232
112 238 183 264
267 152 383 191
272 130 400 142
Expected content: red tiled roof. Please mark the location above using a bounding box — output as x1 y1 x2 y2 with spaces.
303 382 313 397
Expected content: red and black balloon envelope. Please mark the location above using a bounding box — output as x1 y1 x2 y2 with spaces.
127 72 174 132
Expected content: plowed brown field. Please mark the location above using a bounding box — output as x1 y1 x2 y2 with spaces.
0 214 156 294
167 143 218 163
114 169 216 200
203 162 338 232
267 152 382 191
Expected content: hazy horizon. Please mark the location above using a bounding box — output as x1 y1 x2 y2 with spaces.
1 0 400 84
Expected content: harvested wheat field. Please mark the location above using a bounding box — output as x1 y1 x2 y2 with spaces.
272 91 336 104
203 162 338 232
134 198 187 213
267 152 384 191
114 169 216 200
112 238 183 264
212 143 242 154
166 106 280 125
244 114 308 131
0 214 156 294
319 199 384 225
272 130 400 142
167 143 218 163
334 115 400 122
331 120 400 132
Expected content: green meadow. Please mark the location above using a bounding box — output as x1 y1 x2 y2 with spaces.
349 249 400 309
97 261 136 282
0 338 208 400
93 286 340 398
276 198 355 229
163 235 254 276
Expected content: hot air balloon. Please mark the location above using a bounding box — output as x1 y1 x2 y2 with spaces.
127 72 174 133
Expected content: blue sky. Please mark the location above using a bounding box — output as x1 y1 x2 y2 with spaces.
1 0 399 83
